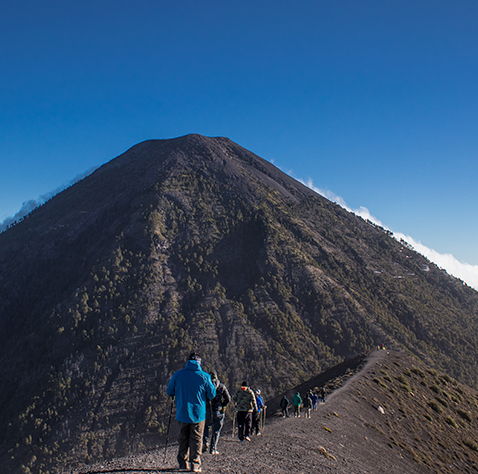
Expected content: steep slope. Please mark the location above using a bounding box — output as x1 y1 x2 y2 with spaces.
0 134 477 473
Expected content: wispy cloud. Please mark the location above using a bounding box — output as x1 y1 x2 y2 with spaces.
393 232 478 291
0 166 98 232
302 178 478 291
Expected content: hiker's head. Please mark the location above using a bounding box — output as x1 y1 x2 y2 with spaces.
188 352 201 364
242 380 248 387
256 389 261 395
210 371 219 386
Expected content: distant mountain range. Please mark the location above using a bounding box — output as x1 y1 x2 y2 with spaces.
1 134 477 473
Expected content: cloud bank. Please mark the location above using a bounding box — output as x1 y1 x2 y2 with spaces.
0 166 99 233
303 178 478 291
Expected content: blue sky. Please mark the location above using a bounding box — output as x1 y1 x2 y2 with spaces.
1 1 477 289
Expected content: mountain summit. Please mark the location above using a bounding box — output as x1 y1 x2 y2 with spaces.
1 134 477 473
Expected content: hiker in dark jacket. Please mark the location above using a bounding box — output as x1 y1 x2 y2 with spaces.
203 371 231 454
233 380 258 441
280 395 289 418
167 353 216 472
303 392 313 418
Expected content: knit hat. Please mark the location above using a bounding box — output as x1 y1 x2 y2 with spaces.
242 380 248 387
188 352 201 363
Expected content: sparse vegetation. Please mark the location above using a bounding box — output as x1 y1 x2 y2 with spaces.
0 135 477 473
464 438 478 452
362 352 478 474
456 408 473 423
445 416 458 428
428 400 443 413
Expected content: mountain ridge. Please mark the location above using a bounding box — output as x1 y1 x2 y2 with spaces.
0 134 477 473
66 348 478 474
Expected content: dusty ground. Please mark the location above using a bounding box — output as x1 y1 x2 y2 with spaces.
65 349 440 474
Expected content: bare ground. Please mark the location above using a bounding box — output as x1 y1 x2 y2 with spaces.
65 349 440 474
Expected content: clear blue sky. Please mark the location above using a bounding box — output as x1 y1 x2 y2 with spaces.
1 1 477 288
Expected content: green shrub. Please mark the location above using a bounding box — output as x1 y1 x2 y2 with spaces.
436 397 448 408
456 408 472 423
411 367 426 378
445 417 457 428
396 374 408 384
450 391 463 403
373 378 388 388
440 374 455 385
428 400 443 414
463 438 478 452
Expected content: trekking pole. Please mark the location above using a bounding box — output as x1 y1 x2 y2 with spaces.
261 406 266 435
164 398 174 463
231 406 236 439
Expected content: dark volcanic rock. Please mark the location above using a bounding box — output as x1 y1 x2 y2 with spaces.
1 135 478 474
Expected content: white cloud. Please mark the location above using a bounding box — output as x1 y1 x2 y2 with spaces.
0 166 99 232
394 233 478 291
302 178 478 291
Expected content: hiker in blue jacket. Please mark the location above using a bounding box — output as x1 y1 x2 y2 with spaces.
311 391 319 410
167 353 216 472
252 389 266 435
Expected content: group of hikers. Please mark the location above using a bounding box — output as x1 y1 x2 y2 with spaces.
279 385 326 419
166 352 326 472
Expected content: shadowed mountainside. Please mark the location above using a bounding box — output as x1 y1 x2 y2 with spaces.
0 134 477 473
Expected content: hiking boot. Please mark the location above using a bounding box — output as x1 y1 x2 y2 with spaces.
191 464 202 472
245 436 251 441
210 449 219 455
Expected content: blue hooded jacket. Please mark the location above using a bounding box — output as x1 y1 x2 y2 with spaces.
167 360 216 423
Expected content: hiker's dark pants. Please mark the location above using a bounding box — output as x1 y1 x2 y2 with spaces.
236 411 252 440
281 406 289 417
177 420 205 469
203 409 225 451
252 410 262 434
